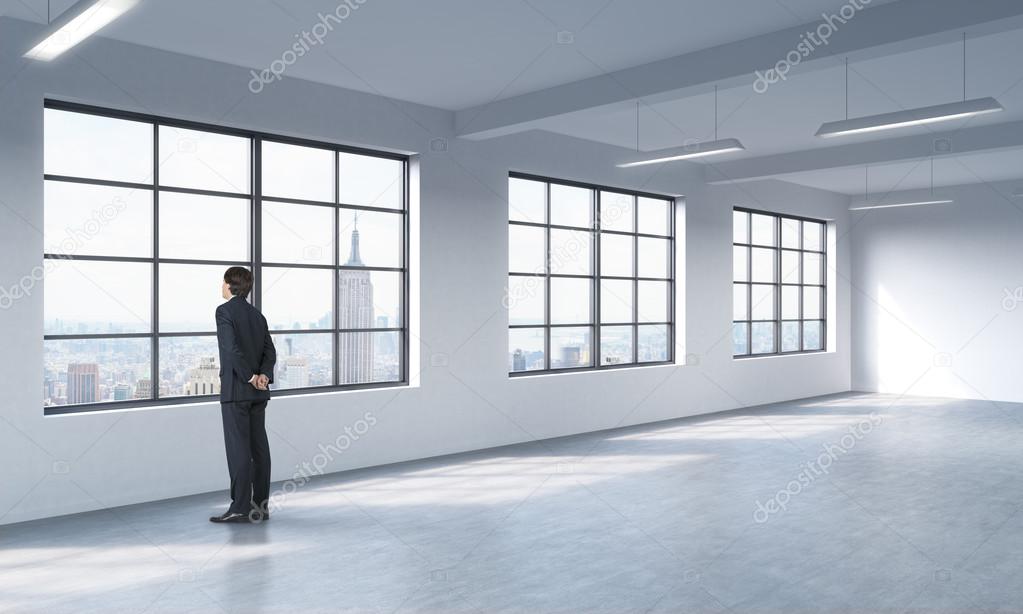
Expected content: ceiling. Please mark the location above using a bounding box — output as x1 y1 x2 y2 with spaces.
6 0 1023 195
5 0 898 110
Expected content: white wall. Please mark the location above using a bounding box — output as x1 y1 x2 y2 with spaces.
0 18 851 525
851 180 1023 402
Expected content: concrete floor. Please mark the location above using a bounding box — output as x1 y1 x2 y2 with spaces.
2 392 1022 613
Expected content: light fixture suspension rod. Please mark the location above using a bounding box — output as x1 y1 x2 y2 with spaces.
845 58 849 120
714 85 718 141
962 32 967 102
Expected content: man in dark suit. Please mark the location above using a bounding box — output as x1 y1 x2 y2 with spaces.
210 266 277 524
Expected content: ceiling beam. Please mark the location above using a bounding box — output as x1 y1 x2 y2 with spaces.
455 0 1023 139
702 119 1023 184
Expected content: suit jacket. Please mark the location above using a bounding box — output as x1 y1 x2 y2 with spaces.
216 296 277 403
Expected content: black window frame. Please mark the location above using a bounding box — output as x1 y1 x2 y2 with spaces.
732 206 827 358
508 172 676 376
42 100 410 415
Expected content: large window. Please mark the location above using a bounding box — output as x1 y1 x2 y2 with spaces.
43 102 407 413
732 208 826 357
507 174 675 374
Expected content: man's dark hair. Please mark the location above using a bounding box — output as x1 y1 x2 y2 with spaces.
224 267 253 298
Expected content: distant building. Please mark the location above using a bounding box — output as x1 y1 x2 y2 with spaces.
512 349 526 371
134 378 152 400
561 345 581 368
112 383 132 400
339 217 375 384
184 357 220 396
67 363 99 404
281 356 310 389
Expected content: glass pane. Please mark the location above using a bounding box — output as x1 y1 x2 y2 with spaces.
262 267 333 330
551 277 591 325
751 284 775 321
733 323 749 356
45 260 151 335
339 209 402 268
780 217 800 249
550 228 591 276
781 286 800 320
506 276 545 326
638 197 671 236
550 327 592 369
601 279 633 324
339 331 401 384
338 153 403 210
159 192 249 261
158 126 249 194
600 192 634 232
509 225 545 274
751 213 776 246
803 321 824 351
45 109 152 183
751 322 776 354
803 286 822 320
781 250 800 283
637 324 669 363
339 270 401 329
160 264 239 332
509 328 545 372
44 338 151 406
781 321 800 352
803 252 823 285
262 201 335 265
262 141 333 202
509 178 546 223
271 333 333 389
733 284 748 321
638 237 669 279
751 247 776 283
600 325 634 366
44 181 152 258
550 184 591 228
159 336 221 398
803 221 824 252
733 210 749 244
733 246 749 282
638 280 669 323
601 233 634 277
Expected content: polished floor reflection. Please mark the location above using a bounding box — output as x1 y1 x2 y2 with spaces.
2 392 1022 612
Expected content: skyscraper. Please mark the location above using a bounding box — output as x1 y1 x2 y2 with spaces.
112 383 132 400
134 378 152 400
339 217 374 384
184 357 220 396
67 363 99 404
512 349 526 371
281 356 310 389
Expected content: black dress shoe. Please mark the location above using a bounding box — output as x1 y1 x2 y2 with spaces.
209 511 250 523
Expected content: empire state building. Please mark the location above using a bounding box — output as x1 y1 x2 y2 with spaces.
339 218 374 383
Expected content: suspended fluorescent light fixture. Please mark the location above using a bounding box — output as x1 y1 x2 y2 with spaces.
817 97 1003 138
617 85 745 167
850 158 954 211
617 138 745 167
1013 188 1023 198
850 200 954 211
25 0 139 62
818 38 1003 139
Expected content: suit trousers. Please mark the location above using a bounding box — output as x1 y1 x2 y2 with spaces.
220 400 271 514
